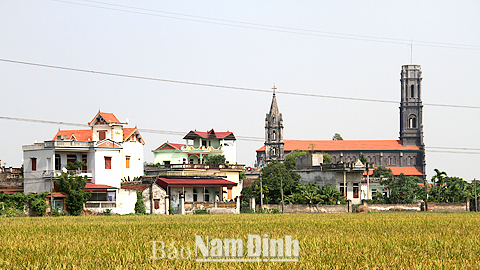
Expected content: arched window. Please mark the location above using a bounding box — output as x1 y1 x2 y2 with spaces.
204 189 210 202
273 130 276 141
393 157 396 165
410 85 415 98
272 116 275 124
409 116 417 128
332 156 336 163
272 148 276 156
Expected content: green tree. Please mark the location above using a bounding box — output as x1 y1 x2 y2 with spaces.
204 155 226 164
380 173 423 204
360 153 367 164
259 160 301 204
134 190 146 214
332 133 343 140
54 171 91 216
65 161 86 171
284 150 307 170
431 169 447 185
372 167 394 179
428 174 472 203
323 152 331 164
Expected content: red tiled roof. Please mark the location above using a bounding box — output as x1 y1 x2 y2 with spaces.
84 183 117 191
157 178 237 188
88 111 124 125
53 129 93 141
183 129 236 140
364 166 423 176
96 141 121 148
121 184 150 191
257 140 420 152
123 127 145 144
46 192 67 198
154 142 186 151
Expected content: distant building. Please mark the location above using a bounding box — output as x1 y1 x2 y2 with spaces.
152 129 237 165
256 65 426 179
0 163 23 194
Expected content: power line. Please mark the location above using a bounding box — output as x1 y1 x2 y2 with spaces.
55 0 480 51
2 116 479 152
2 58 480 109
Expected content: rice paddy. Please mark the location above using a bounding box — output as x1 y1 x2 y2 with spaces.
1 212 480 269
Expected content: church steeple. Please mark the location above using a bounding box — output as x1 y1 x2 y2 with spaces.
399 64 426 179
264 85 285 165
399 65 424 147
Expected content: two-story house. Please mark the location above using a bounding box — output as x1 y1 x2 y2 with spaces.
152 129 236 165
22 112 145 201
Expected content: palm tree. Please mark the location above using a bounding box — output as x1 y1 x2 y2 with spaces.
431 169 447 185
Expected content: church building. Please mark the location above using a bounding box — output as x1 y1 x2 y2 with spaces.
256 65 426 179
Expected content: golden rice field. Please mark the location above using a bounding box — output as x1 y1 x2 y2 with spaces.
1 212 480 269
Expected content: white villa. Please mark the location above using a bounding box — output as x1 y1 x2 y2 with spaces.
22 111 145 197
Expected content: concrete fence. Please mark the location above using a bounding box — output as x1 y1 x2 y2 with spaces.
262 204 348 213
260 201 469 213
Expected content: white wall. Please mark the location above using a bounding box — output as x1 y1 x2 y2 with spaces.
93 148 122 188
222 141 237 164
121 141 144 180
23 148 54 194
113 188 137 215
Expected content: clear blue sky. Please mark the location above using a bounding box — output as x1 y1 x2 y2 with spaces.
1 1 479 181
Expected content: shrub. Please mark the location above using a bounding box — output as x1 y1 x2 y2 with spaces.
134 190 146 215
193 209 210 215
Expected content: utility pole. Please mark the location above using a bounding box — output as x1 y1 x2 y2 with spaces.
475 178 477 212
423 175 428 212
259 174 263 209
366 163 370 200
280 173 284 214
50 171 54 215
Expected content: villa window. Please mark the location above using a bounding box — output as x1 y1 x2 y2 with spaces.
353 183 359 199
126 156 130 169
98 130 106 141
31 158 37 171
55 154 61 171
340 183 346 197
193 188 198 202
204 189 210 202
82 155 88 172
105 157 112 169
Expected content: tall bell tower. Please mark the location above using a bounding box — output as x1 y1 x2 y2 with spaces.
400 64 426 178
399 64 424 147
265 86 285 164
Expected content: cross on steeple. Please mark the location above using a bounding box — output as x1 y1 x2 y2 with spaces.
272 84 277 95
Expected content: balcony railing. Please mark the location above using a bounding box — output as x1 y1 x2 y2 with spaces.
23 141 96 151
44 140 95 148
84 202 116 209
42 170 92 178
146 164 245 172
